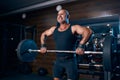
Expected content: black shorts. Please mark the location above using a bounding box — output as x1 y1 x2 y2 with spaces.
53 58 78 80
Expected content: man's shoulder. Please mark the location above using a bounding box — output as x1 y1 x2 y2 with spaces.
71 24 82 29
50 26 57 31
51 25 57 28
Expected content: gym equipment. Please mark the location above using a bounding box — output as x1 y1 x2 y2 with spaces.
28 49 103 54
16 35 115 68
16 40 104 62
17 39 38 62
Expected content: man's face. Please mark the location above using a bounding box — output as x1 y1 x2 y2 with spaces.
57 10 67 24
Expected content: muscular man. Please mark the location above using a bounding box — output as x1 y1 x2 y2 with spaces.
40 9 92 80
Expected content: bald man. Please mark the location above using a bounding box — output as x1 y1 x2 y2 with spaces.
40 9 92 80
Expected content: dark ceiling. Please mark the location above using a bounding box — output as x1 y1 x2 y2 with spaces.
0 0 76 17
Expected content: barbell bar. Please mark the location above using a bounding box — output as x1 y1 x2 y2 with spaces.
28 49 103 54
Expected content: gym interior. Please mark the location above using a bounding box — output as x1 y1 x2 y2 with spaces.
0 0 120 80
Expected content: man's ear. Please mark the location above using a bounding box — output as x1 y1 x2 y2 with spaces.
65 14 70 24
67 15 70 19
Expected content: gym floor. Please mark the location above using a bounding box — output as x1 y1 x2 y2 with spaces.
0 73 53 80
0 73 100 80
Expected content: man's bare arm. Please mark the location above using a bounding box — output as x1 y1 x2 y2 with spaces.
40 26 56 45
74 25 92 45
79 27 92 45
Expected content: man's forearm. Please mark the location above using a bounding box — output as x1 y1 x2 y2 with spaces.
40 32 46 45
79 28 92 45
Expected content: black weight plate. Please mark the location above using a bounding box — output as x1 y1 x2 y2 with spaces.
17 39 38 62
103 35 113 71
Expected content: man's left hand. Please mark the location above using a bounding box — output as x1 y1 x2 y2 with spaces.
76 48 84 55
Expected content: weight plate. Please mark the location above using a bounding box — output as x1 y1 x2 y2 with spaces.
17 39 38 62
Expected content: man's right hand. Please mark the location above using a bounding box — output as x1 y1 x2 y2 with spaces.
40 47 47 54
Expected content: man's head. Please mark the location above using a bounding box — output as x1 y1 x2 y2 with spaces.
57 9 70 24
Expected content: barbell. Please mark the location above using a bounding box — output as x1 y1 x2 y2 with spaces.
16 39 105 62
16 35 117 70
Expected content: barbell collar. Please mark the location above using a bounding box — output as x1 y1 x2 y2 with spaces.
28 49 103 54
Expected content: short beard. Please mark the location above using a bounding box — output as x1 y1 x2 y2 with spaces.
60 20 69 24
61 21 67 24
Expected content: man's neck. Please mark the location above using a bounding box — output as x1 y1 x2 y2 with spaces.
59 23 70 31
